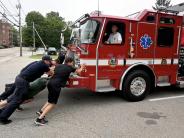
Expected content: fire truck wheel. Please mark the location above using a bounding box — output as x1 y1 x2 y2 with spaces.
122 70 151 102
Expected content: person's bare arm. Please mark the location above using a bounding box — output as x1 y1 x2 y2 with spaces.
46 66 55 76
75 64 86 75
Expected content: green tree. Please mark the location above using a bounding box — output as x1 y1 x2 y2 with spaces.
25 11 45 26
23 11 45 47
153 0 172 10
23 11 71 49
12 27 18 47
44 11 64 49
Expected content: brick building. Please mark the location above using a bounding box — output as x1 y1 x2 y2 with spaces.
0 20 13 48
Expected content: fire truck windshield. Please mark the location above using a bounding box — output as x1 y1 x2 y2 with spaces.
80 19 100 44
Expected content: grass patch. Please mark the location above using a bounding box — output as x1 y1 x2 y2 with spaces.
30 54 58 60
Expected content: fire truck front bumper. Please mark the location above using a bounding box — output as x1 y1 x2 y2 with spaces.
67 74 96 91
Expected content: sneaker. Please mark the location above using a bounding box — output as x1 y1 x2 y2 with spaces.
34 118 47 126
0 119 12 125
36 110 43 116
43 117 48 123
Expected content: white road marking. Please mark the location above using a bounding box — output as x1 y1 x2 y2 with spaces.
149 95 184 102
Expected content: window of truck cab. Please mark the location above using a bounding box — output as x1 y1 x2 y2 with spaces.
102 21 126 46
146 15 156 23
80 19 100 44
157 16 175 47
157 27 174 47
160 17 175 25
156 16 175 47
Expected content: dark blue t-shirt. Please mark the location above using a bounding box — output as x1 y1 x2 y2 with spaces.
19 61 50 82
20 61 37 73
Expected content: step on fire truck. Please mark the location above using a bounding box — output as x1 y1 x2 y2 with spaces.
66 3 184 102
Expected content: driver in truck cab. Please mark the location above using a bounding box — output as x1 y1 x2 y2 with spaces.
106 25 122 44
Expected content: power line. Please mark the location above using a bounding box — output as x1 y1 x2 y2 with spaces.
21 7 26 17
0 3 18 24
0 0 19 23
17 0 25 24
0 11 18 26
0 0 23 56
7 0 18 15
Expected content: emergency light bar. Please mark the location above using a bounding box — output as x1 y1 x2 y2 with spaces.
71 14 90 27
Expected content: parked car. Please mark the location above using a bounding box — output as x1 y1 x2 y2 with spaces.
48 47 57 55
0 45 4 49
36 48 46 55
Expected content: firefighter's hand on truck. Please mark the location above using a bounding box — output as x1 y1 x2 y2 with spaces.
105 41 109 44
81 64 87 72
47 67 55 77
76 64 86 75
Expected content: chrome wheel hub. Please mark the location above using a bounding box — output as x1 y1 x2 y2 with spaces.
130 77 146 96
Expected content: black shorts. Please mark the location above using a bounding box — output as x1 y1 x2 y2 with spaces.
47 79 62 104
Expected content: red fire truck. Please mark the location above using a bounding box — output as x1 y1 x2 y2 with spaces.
67 3 184 102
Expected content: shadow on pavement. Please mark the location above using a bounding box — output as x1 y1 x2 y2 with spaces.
24 86 184 113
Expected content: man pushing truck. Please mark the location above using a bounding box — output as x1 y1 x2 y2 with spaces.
0 55 53 124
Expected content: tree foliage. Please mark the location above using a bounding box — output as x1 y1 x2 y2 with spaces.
12 27 18 47
23 11 71 49
153 0 172 10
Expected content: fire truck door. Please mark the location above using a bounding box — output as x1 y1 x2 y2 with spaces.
97 20 128 80
136 22 156 60
154 16 180 84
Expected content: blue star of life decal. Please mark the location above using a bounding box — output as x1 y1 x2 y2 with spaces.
140 34 153 49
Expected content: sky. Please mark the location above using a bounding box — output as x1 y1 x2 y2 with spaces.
0 0 184 25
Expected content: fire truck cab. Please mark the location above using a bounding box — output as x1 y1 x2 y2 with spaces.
67 3 184 102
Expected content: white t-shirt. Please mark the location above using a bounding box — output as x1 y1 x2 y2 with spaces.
107 32 122 44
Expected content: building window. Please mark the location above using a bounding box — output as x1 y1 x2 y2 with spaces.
157 27 174 47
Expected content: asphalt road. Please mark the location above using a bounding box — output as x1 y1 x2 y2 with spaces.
0 47 31 63
0 49 184 138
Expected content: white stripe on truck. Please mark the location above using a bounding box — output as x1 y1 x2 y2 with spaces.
79 59 179 66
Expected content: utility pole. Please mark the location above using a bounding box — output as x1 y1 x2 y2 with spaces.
33 22 35 50
32 22 35 56
11 26 14 47
16 0 22 56
98 0 100 16
34 27 47 50
32 23 47 51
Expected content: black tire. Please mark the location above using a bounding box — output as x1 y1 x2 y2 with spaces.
122 70 151 102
